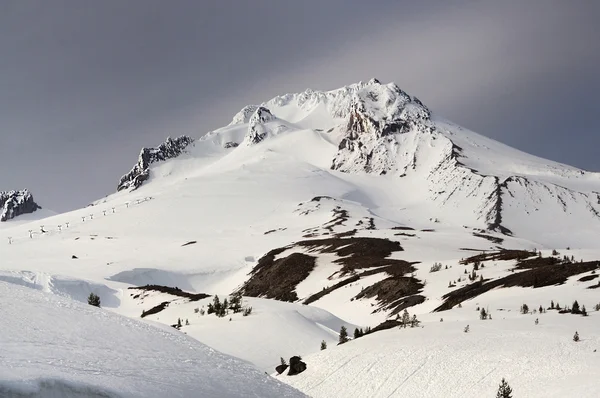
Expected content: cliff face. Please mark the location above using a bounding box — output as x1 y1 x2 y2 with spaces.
0 190 41 222
117 136 195 192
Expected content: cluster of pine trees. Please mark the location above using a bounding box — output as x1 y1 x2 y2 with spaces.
205 292 252 317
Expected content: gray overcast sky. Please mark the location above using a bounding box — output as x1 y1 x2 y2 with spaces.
1 1 599 212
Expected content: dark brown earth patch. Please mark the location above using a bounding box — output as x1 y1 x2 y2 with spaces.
435 260 600 311
354 277 424 316
141 301 170 318
460 249 535 265
181 241 197 246
579 274 598 282
514 256 561 270
472 232 504 245
128 284 210 301
395 232 416 237
241 252 316 302
334 229 357 238
392 226 415 231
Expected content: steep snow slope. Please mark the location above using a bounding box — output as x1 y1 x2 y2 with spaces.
0 281 304 398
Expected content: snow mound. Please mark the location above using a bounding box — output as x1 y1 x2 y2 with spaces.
0 281 305 398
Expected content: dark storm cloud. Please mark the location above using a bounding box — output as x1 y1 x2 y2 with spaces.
0 1 598 211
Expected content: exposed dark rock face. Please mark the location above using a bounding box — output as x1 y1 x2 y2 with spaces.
246 107 275 144
117 135 194 191
275 364 288 375
0 189 41 222
287 356 307 376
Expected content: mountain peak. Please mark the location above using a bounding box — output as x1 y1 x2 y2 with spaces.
117 135 195 192
0 189 41 222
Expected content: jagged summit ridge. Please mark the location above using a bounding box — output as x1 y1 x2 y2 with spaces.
0 189 41 222
117 135 195 191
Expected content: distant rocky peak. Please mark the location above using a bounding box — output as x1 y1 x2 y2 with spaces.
0 189 41 222
117 135 195 192
245 106 276 145
229 105 259 125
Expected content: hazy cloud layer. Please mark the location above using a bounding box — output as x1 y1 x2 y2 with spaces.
0 1 598 211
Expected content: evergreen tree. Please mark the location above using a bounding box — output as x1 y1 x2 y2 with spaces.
550 300 555 309
539 305 543 313
535 318 539 325
320 340 327 350
213 295 221 314
177 318 182 328
87 292 101 307
280 357 287 366
520 303 529 314
464 325 470 333
480 307 488 320
207 303 215 315
582 305 588 316
229 292 243 313
410 314 420 328
401 309 410 328
338 326 349 345
354 328 361 339
496 378 513 398
572 300 580 314
573 331 580 342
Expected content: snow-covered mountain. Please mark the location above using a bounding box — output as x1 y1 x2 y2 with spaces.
0 189 41 222
2 79 600 397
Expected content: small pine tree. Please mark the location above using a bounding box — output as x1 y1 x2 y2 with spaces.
177 318 182 328
207 303 215 315
464 325 470 333
339 326 349 345
410 314 420 328
521 303 529 314
572 300 580 314
320 340 327 350
539 305 543 313
242 306 252 316
354 328 361 339
213 295 221 314
458 302 462 308
573 331 580 342
280 357 287 366
581 305 588 316
401 309 411 328
87 292 101 307
550 300 555 309
535 318 539 325
480 307 488 320
185 319 189 326
496 378 513 398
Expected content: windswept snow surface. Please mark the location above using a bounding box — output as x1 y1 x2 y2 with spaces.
0 281 305 398
279 310 600 398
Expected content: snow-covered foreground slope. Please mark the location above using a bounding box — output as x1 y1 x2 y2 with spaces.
0 281 304 398
280 308 600 398
118 288 358 372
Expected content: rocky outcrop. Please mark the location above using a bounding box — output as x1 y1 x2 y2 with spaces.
0 189 41 222
246 107 275 145
117 136 194 191
331 81 433 174
287 356 307 376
